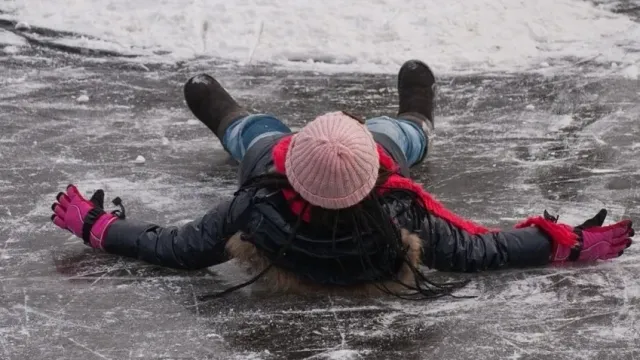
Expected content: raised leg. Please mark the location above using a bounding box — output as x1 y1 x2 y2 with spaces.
365 116 430 167
383 59 437 166
222 114 292 162
183 73 292 162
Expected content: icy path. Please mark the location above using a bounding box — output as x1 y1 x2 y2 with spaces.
1 0 640 75
0 52 639 359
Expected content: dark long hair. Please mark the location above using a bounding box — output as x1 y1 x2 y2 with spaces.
201 169 471 301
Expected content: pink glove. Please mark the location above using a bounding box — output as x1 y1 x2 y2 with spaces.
547 209 633 262
51 184 125 249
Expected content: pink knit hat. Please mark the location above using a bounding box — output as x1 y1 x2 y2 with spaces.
285 111 380 209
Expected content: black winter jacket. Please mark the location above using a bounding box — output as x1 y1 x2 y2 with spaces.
103 133 552 278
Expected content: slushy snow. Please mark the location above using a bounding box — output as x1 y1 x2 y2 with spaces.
0 29 27 47
621 65 639 80
1 0 640 75
133 155 146 164
14 21 30 31
76 94 90 103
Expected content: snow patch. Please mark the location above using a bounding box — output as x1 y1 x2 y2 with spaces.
76 94 90 103
580 167 622 174
281 306 382 315
323 349 365 360
233 350 272 360
54 157 83 164
3 0 640 74
0 29 27 47
548 115 573 132
14 21 31 31
190 74 212 85
132 155 146 164
621 65 638 80
2 45 21 55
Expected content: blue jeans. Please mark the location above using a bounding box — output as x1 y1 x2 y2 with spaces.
222 114 429 166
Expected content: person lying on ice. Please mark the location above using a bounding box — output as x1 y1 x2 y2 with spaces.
50 60 634 299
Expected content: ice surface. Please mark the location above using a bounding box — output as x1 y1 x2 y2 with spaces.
1 1 640 359
1 54 639 359
2 0 640 75
547 115 574 132
324 349 367 359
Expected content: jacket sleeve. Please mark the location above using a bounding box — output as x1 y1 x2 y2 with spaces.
419 212 552 272
102 190 253 270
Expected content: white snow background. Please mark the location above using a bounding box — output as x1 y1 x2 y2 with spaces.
1 0 639 76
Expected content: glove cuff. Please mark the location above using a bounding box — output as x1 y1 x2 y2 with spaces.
515 216 579 248
82 207 105 245
87 212 118 250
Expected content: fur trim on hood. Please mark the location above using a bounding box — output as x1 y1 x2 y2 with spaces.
225 229 422 296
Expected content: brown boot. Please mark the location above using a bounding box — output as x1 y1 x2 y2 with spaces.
183 74 249 140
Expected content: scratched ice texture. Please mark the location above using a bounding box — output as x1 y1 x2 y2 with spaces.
1 1 640 359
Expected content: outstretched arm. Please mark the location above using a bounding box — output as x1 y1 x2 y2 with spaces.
51 185 253 270
419 209 634 272
103 196 246 269
420 213 552 272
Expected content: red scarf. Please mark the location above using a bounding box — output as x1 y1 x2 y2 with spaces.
271 135 577 247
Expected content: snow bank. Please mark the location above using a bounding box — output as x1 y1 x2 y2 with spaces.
2 0 640 74
0 29 27 47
